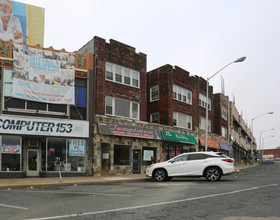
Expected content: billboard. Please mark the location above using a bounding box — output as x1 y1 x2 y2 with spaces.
0 0 44 45
13 43 75 105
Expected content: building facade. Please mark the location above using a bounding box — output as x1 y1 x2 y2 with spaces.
0 40 93 178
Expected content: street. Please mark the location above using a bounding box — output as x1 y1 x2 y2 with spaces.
0 163 280 220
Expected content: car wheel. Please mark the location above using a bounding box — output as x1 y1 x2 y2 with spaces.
205 167 222 181
153 169 167 182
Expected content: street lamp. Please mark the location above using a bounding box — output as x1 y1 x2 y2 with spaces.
261 135 274 160
259 128 274 151
251 112 273 157
205 56 246 151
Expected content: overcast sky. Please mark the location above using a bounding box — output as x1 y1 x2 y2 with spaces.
16 0 280 149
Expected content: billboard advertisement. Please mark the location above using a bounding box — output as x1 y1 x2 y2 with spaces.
13 43 75 104
0 0 44 45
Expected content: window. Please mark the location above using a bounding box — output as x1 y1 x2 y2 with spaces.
199 116 211 132
105 63 113 80
222 127 227 138
105 62 140 88
105 96 139 120
4 68 13 97
114 145 130 165
221 107 228 121
174 154 188 162
1 135 21 171
188 154 207 160
42 138 86 172
150 112 160 123
199 93 211 110
115 66 122 83
142 147 157 166
150 86 159 102
173 112 192 130
124 68 130 85
173 84 192 105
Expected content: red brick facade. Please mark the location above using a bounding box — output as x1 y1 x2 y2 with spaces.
213 93 229 138
92 37 147 121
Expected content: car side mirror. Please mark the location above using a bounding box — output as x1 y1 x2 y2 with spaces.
169 159 175 163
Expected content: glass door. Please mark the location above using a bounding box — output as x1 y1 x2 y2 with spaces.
27 149 39 176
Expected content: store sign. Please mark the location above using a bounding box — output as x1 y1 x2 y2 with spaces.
13 43 75 104
2 144 21 154
161 130 197 144
69 139 85 156
97 122 162 140
219 142 233 155
199 137 220 149
0 115 89 138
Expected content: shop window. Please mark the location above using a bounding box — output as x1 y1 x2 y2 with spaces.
42 138 86 172
162 143 185 162
46 139 67 171
1 135 21 171
142 147 157 166
114 145 130 165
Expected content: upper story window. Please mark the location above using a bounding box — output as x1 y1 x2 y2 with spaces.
173 84 192 105
222 126 227 138
199 116 211 132
199 93 211 110
150 112 160 123
150 86 159 102
221 107 228 121
105 96 139 120
173 112 192 130
105 62 140 88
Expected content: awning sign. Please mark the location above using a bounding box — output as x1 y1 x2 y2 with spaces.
161 130 197 144
97 122 162 140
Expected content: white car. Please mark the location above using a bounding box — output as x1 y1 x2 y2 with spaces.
146 152 235 182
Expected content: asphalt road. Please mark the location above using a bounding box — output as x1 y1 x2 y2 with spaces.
1 162 280 220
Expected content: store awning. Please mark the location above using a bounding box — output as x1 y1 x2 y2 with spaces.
199 137 220 149
161 130 197 144
219 142 233 155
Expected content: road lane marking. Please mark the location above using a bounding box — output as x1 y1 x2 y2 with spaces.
24 184 278 220
2 189 130 197
0 203 28 210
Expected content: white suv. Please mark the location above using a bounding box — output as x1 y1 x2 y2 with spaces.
146 152 235 182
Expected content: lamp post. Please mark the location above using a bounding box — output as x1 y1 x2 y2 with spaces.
205 56 246 151
251 112 273 158
261 135 274 160
259 128 274 152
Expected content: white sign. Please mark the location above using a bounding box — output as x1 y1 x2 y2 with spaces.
143 150 154 161
0 115 89 138
13 43 75 104
69 139 85 156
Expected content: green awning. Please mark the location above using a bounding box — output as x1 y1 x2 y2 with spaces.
161 130 197 144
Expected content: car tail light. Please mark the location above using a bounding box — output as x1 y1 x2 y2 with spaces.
222 159 233 163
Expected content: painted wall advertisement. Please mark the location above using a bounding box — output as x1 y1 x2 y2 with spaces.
12 43 75 104
0 0 45 45
0 115 89 138
69 139 85 157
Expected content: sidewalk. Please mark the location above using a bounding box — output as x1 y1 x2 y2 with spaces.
0 164 259 189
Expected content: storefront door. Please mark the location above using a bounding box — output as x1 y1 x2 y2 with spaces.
27 149 39 176
133 149 141 174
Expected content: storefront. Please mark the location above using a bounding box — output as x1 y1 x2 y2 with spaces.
199 137 220 152
96 121 162 175
161 130 197 161
0 115 90 178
